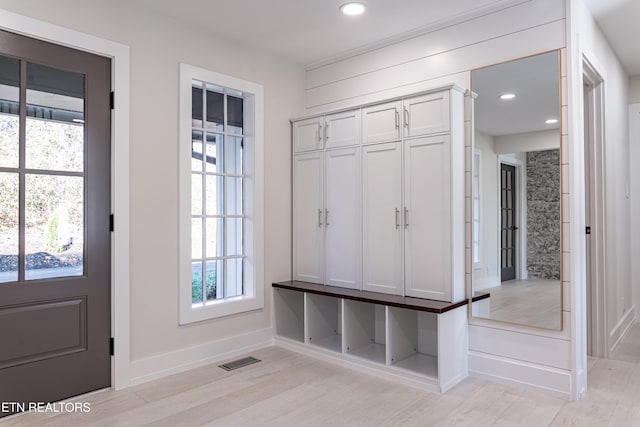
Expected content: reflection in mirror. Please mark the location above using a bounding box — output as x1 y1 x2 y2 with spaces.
470 51 562 330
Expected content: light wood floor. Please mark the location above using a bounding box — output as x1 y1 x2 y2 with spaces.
476 279 562 329
3 345 640 426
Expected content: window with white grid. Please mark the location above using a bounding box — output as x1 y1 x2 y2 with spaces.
179 64 264 324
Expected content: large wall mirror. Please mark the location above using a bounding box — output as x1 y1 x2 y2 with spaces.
470 50 562 330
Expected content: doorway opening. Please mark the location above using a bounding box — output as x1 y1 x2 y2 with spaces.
583 58 607 358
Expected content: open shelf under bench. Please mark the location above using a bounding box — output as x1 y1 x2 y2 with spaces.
272 281 470 393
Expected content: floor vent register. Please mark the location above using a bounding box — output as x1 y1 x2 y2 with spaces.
219 356 261 371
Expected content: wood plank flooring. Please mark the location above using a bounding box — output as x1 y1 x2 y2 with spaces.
3 345 640 426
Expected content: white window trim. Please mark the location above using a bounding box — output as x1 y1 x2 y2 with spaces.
178 63 264 324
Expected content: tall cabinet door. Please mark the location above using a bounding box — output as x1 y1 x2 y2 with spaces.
293 152 325 284
404 135 452 301
325 147 361 289
362 142 403 294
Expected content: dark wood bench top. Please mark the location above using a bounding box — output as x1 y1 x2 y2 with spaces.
273 281 486 314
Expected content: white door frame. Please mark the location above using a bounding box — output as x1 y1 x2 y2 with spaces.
582 57 607 358
0 10 132 389
629 103 640 322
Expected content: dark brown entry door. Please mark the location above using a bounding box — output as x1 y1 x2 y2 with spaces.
0 30 111 413
500 163 517 282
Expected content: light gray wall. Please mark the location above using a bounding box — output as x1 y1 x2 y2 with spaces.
494 129 560 155
629 75 640 104
0 0 305 366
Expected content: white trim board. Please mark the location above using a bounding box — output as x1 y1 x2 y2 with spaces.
609 306 635 354
0 9 132 390
630 103 640 322
129 328 274 386
469 351 572 399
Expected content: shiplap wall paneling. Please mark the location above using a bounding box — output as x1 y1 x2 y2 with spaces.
342 300 386 364
274 288 305 343
305 293 342 353
362 142 403 295
362 101 402 144
293 152 324 284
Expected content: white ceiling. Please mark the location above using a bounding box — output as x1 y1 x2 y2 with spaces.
132 0 525 66
584 0 640 76
473 51 560 137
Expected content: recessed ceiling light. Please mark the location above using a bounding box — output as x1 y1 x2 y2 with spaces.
545 119 558 124
340 2 367 16
72 118 85 124
500 93 516 100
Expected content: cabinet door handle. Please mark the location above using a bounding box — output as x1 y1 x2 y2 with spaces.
404 108 409 130
404 207 409 228
317 124 322 142
395 208 400 229
395 110 400 129
325 123 329 142
318 209 323 227
325 209 329 227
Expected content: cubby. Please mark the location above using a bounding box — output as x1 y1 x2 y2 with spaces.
274 287 304 343
387 307 438 377
273 281 469 393
305 293 342 352
343 300 386 364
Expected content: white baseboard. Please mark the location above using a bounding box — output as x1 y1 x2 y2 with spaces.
469 351 572 399
610 306 636 353
128 327 274 386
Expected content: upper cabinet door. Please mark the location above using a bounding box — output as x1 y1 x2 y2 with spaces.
403 91 450 138
325 147 361 289
325 109 361 149
362 142 403 295
293 152 325 284
294 116 324 152
362 101 402 144
404 135 452 301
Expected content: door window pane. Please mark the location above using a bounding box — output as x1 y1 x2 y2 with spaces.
26 63 84 172
226 218 242 256
225 258 242 298
25 174 84 280
205 217 222 258
191 131 203 172
191 261 203 304
205 84 224 132
0 172 18 283
0 55 19 168
205 175 222 216
205 133 221 173
205 260 222 301
227 95 243 135
225 177 242 216
224 136 243 175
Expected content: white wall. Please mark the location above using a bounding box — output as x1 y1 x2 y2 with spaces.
0 0 305 383
631 103 640 323
494 129 560 154
474 131 500 290
305 0 574 398
630 76 640 104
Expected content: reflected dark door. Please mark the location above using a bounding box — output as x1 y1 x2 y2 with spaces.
500 163 516 282
0 30 111 413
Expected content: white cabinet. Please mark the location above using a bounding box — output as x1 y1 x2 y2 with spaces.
404 135 452 301
362 101 402 144
362 142 403 295
293 152 324 283
293 116 324 152
403 91 450 138
293 109 360 153
325 147 361 289
293 148 361 289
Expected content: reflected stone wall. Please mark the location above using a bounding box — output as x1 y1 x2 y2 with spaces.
526 149 560 280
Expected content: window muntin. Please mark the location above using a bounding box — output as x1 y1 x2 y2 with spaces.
190 80 244 304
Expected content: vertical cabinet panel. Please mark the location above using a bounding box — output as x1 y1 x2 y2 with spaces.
325 147 361 289
404 135 452 301
293 152 324 284
362 101 402 144
362 142 403 295
294 116 324 152
403 92 450 138
325 110 361 149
